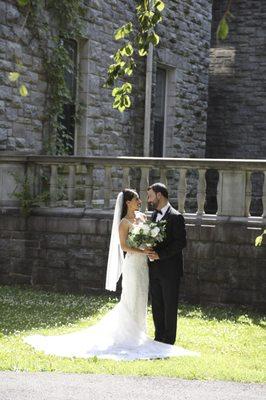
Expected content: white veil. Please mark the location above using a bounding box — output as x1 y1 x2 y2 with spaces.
105 192 125 291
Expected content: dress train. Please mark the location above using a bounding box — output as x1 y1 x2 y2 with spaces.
24 253 199 361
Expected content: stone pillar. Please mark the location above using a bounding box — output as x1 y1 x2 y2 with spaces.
0 163 25 207
217 170 246 217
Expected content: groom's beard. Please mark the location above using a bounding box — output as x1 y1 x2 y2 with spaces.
148 201 159 210
147 202 154 211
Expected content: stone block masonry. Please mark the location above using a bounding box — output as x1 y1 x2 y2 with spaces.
206 0 266 214
0 0 212 159
206 0 266 160
0 208 265 309
155 0 212 159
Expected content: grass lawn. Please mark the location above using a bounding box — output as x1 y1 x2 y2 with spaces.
0 285 265 382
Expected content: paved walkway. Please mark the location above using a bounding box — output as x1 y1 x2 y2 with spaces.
0 372 265 400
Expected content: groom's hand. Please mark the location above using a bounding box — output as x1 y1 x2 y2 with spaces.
148 251 159 260
142 248 155 256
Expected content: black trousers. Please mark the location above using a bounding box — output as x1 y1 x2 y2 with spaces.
149 273 181 345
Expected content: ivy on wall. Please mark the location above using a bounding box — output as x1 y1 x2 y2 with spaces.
8 0 234 131
216 0 234 40
8 0 86 154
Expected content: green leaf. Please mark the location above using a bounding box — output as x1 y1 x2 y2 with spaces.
217 17 229 40
255 230 266 246
114 22 133 40
139 47 148 57
118 105 126 112
112 87 122 96
155 0 165 12
113 98 121 108
124 43 133 56
122 82 132 94
255 235 263 247
149 32 160 46
8 72 20 82
19 84 28 97
124 66 133 76
17 0 29 6
124 95 131 108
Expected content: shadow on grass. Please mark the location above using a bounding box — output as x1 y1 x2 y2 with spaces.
178 302 266 328
0 285 265 336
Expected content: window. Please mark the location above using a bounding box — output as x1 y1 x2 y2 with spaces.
153 68 166 157
57 39 78 155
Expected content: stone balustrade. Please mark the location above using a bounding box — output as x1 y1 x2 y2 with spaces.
0 154 266 218
0 154 265 307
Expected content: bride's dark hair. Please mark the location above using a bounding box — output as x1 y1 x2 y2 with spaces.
121 189 138 219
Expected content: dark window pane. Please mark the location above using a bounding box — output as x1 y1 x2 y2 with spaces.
154 120 164 157
57 39 77 155
154 68 166 118
153 68 166 157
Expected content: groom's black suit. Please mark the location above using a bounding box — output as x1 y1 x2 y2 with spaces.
148 205 186 345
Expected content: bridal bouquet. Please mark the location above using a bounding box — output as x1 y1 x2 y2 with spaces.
127 220 166 250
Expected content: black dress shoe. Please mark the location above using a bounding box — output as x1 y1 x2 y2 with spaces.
154 338 164 343
162 339 175 345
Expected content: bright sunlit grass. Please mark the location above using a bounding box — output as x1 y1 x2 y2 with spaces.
0 285 265 382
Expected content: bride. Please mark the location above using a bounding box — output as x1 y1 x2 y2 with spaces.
24 189 199 360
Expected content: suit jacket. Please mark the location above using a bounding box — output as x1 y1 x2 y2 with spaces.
148 205 186 279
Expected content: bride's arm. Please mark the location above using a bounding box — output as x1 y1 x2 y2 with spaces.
119 220 151 255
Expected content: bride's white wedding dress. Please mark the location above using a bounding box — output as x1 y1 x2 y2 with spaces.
24 250 199 361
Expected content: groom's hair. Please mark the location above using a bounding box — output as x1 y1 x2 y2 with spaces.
148 183 168 199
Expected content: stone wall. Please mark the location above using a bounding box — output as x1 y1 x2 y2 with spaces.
0 0 46 153
206 0 266 159
0 0 212 158
155 0 212 158
0 208 265 308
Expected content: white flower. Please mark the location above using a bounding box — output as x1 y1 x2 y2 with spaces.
151 227 160 237
142 224 150 235
132 225 141 234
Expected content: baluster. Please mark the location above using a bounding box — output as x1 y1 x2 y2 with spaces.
34 164 43 199
197 169 206 215
245 171 252 217
216 170 222 216
140 166 149 212
67 165 76 208
104 166 112 209
27 163 35 197
262 171 266 218
50 164 58 207
160 167 167 186
178 168 187 214
85 164 93 208
122 167 130 188
35 164 42 196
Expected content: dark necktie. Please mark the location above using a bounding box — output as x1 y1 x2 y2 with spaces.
153 209 162 221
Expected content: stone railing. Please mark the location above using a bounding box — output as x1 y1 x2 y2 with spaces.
0 154 266 218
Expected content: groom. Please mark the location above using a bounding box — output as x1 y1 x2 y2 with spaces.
147 183 186 345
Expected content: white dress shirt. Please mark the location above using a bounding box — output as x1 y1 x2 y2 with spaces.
156 202 170 222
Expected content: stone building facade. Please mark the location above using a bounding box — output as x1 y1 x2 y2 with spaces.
0 1 265 307
207 0 266 160
0 1 265 160
0 0 212 159
206 0 266 214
